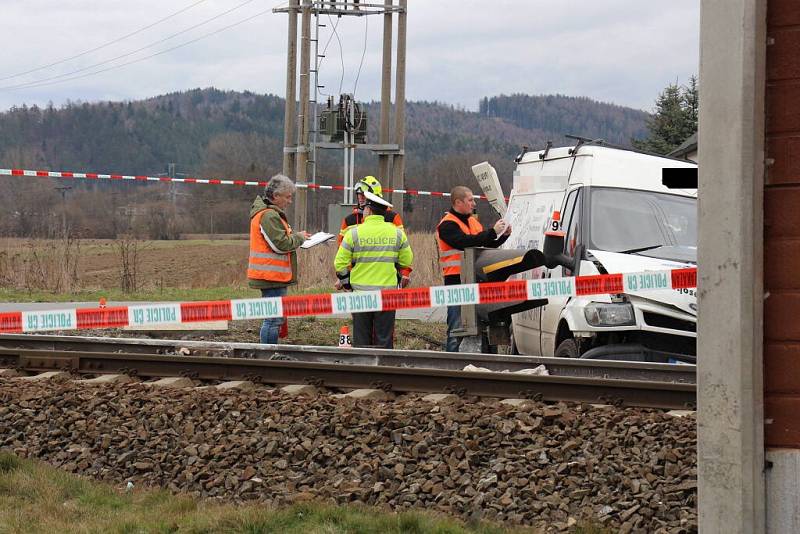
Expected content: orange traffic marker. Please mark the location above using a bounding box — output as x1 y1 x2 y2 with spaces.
338 325 351 348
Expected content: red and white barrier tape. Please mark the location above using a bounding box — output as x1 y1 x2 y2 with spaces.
0 268 696 334
0 168 493 200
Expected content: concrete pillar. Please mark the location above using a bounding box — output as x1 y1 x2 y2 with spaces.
282 0 298 178
377 0 393 185
294 0 312 231
390 0 407 215
697 0 767 531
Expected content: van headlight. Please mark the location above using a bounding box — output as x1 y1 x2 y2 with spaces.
584 303 636 326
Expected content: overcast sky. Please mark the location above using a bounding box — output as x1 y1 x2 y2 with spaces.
0 0 699 113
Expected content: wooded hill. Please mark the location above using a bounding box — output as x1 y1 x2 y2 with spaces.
0 88 649 237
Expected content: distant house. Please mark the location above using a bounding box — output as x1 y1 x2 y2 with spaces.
670 132 697 162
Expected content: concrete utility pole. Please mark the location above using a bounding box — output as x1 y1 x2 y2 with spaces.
377 0 393 184
282 0 298 180
294 0 312 231
390 0 407 212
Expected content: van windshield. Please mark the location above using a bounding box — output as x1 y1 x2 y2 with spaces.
589 188 697 255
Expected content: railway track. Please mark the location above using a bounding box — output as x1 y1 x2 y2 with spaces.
1 335 696 409
0 334 696 409
0 334 696 382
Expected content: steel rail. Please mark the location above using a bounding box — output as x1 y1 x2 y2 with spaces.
0 334 696 384
0 347 695 410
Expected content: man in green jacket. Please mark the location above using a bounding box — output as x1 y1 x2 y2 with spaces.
248 174 309 344
334 191 413 348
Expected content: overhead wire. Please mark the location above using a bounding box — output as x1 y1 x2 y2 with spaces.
1 0 260 91
315 15 342 98
352 11 369 99
0 0 209 83
1 7 274 91
349 11 369 132
326 13 346 96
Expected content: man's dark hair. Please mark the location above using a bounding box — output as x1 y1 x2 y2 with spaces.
367 201 388 216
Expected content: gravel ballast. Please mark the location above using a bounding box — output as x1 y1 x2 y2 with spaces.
0 379 697 532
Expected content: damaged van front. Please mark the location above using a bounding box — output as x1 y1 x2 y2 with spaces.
503 143 697 362
552 187 696 363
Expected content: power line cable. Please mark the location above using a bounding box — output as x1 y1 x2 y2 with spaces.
316 15 342 98
326 13 345 95
0 0 258 91
352 12 369 99
347 15 369 132
1 7 273 91
0 0 208 83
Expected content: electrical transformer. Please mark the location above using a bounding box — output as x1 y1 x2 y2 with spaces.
319 96 367 144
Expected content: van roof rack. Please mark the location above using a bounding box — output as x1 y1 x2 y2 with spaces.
514 145 531 163
566 135 601 155
521 134 700 164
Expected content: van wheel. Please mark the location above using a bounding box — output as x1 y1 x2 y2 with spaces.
554 339 580 358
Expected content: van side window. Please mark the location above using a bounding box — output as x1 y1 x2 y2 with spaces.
565 190 582 256
560 189 579 245
560 191 577 231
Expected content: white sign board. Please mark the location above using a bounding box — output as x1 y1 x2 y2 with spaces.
471 161 507 217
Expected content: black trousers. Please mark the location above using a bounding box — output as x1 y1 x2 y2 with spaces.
352 311 396 349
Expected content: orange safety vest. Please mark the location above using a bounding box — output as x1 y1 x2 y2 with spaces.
436 212 483 276
247 208 293 283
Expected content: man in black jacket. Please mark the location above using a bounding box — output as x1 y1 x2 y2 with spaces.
436 185 511 352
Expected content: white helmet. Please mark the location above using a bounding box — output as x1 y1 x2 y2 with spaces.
363 190 393 209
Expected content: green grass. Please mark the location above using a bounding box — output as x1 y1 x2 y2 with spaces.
0 452 538 534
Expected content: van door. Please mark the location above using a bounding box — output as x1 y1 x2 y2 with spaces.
505 191 544 355
540 187 583 355
506 157 571 356
508 187 571 355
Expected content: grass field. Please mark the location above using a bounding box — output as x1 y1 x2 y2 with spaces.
0 235 448 347
0 452 555 534
0 234 440 302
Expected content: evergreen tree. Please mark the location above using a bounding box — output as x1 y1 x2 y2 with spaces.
683 75 699 126
633 77 698 154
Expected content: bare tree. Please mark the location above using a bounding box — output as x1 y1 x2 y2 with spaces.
113 236 142 294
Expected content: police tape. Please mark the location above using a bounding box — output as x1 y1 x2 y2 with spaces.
0 167 493 200
0 268 696 334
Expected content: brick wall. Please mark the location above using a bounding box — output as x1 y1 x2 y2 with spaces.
765 0 800 447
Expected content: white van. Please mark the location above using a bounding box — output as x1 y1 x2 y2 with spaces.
501 142 697 362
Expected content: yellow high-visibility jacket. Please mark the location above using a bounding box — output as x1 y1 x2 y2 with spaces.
334 215 413 291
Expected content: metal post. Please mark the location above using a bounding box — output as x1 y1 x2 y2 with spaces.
294 0 312 231
343 97 350 204
311 4 320 186
55 185 71 235
168 162 177 205
342 94 356 206
390 0 407 215
349 94 356 203
282 0 299 178
377 0 393 184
